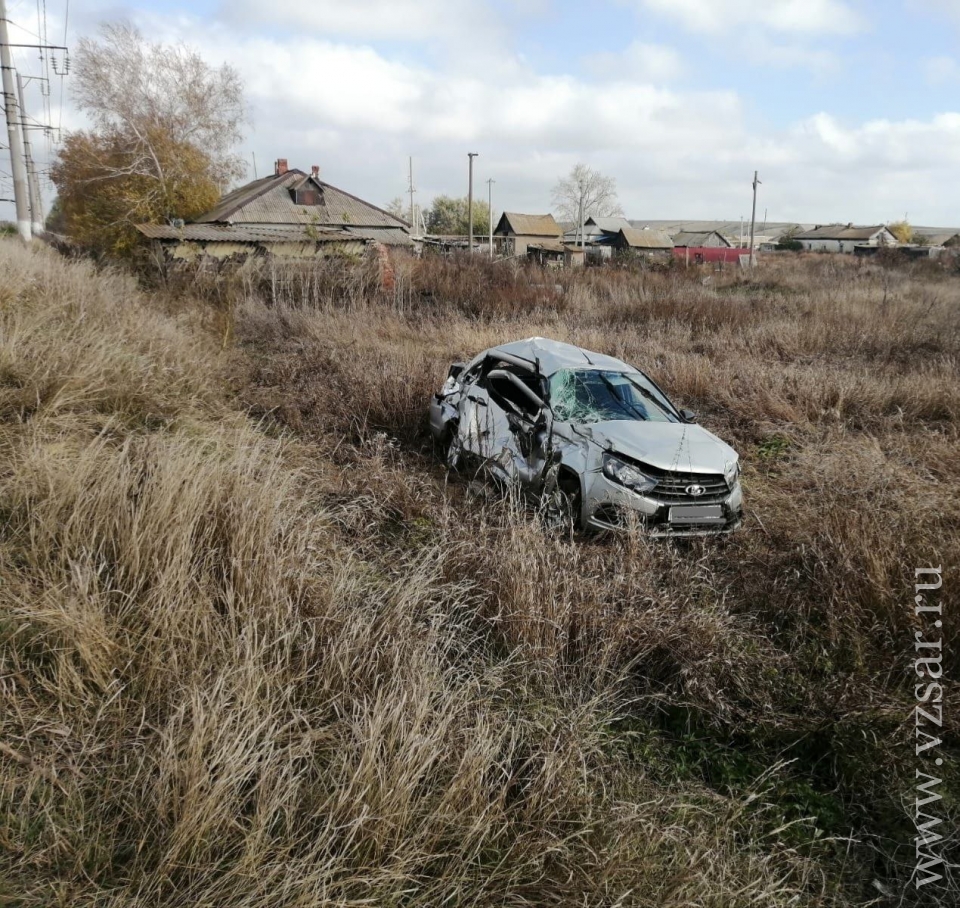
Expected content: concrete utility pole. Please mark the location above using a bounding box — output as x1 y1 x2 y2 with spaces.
408 156 416 237
16 72 43 234
578 180 586 248
486 177 494 257
748 170 761 268
467 152 478 253
0 0 32 241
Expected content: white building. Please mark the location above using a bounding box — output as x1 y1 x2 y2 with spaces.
792 224 897 254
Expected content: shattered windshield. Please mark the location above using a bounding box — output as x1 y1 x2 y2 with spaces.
548 369 679 424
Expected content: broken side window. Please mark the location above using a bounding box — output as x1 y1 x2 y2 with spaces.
487 368 542 419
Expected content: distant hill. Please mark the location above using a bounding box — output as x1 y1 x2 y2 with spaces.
625 219 960 243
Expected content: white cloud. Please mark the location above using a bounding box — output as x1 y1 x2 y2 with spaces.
181 27 754 217
636 0 864 35
4 3 960 228
740 41 841 74
924 55 960 84
794 112 960 170
221 0 501 42
907 0 960 26
583 41 684 82
770 112 960 222
189 28 960 224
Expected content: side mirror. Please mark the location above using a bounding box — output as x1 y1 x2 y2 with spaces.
679 408 697 423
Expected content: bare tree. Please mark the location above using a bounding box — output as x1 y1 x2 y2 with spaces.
51 22 247 256
73 22 247 188
385 196 407 220
551 163 624 227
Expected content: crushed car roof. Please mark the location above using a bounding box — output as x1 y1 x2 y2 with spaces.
489 337 634 375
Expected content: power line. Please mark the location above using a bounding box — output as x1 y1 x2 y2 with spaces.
36 0 53 131
55 0 67 144
7 17 40 40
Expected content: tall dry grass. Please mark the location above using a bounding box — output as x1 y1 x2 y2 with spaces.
1 242 956 906
234 250 960 903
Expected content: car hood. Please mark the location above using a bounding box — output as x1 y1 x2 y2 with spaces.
577 420 738 474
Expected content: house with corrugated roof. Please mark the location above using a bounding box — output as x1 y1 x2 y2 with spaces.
792 224 897 254
915 231 960 248
612 227 674 255
136 158 412 261
585 215 632 235
562 215 631 249
493 212 563 256
671 230 732 249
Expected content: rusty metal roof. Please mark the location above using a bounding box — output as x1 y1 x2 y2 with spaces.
618 227 674 249
193 169 411 231
495 212 562 238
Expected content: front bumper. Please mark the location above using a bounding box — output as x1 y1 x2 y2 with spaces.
582 471 743 536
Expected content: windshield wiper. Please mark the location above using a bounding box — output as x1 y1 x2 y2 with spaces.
597 373 648 421
622 375 677 420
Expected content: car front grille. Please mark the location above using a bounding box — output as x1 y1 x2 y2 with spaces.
639 462 731 504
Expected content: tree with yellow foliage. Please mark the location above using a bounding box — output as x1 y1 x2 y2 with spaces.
51 23 246 259
888 220 914 244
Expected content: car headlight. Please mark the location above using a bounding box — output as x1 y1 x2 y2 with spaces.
602 453 658 494
724 459 741 487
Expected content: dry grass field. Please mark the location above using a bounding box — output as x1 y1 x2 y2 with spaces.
1 240 957 906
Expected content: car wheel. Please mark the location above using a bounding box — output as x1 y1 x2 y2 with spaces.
542 475 582 534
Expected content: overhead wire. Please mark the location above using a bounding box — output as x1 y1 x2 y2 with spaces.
6 17 41 40
40 0 53 148
55 0 68 144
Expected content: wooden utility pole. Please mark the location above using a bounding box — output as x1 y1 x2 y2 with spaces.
467 152 478 253
486 177 495 256
0 0 32 241
748 170 761 268
16 72 43 234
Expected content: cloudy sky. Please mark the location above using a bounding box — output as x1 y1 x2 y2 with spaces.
3 0 960 226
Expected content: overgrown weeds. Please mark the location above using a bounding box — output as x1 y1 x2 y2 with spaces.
1 242 957 906
234 251 960 903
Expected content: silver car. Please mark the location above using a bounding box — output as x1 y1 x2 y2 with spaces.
429 337 742 535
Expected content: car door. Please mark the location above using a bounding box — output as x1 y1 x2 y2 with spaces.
456 360 498 464
484 365 551 487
